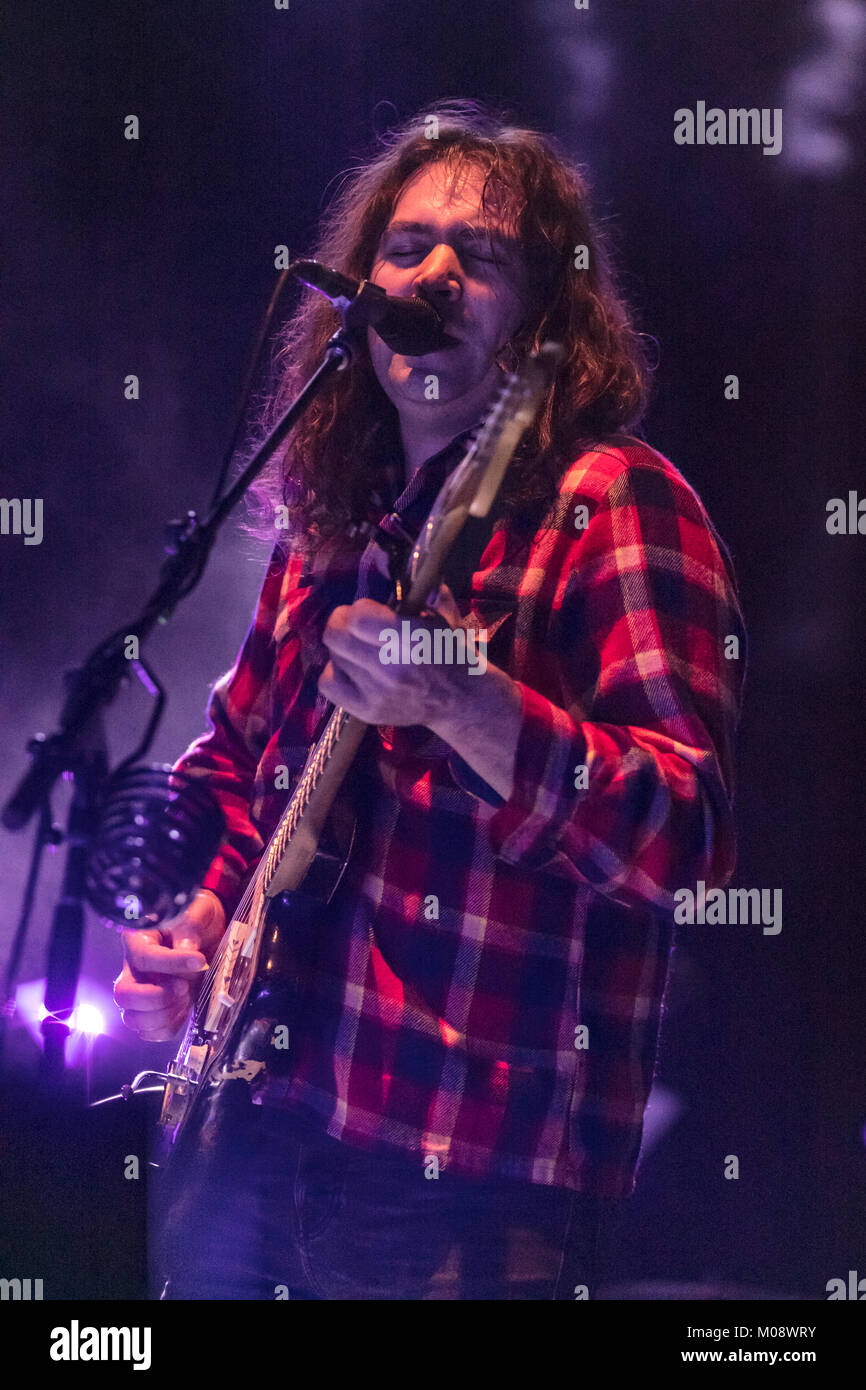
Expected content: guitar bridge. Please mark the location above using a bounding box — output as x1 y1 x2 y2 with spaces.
155 1050 208 1131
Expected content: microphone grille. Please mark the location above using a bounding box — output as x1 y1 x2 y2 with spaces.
85 763 225 927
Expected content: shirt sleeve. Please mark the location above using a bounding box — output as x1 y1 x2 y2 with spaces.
454 459 747 913
172 542 297 921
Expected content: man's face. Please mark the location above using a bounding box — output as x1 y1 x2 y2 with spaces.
367 161 526 419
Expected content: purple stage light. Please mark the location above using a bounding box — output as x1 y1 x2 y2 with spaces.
14 978 114 1049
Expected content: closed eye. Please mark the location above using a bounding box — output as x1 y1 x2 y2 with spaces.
388 246 498 265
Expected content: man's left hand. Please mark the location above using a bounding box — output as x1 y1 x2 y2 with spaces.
318 584 469 728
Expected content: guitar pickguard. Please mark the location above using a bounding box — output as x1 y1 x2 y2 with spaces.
156 886 330 1160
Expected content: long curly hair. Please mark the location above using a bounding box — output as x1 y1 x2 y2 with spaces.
248 99 650 559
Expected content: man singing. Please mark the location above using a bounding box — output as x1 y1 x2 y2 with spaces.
114 100 746 1300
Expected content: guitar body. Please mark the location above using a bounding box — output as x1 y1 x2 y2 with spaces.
156 889 321 1171
154 810 356 1179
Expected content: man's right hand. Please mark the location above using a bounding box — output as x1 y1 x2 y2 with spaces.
113 888 226 1042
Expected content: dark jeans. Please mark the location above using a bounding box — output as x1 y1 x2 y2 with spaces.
155 1102 621 1300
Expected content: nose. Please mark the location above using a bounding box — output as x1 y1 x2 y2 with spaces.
412 245 462 303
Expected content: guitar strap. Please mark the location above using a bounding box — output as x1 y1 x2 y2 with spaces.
362 478 505 611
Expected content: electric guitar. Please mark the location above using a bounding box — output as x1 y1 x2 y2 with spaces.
128 342 561 1170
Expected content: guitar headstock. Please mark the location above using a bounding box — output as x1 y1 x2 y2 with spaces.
402 342 563 611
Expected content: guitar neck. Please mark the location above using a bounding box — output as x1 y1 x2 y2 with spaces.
260 526 448 901
261 706 368 899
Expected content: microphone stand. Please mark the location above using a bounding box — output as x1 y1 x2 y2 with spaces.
1 307 369 1094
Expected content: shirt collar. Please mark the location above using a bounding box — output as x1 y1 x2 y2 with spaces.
377 423 480 541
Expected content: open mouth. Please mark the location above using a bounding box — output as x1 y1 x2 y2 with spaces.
407 298 462 349
403 333 461 358
427 327 462 349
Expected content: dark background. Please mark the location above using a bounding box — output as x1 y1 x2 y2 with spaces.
1 0 863 1299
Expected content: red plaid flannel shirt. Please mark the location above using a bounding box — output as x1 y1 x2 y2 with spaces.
174 433 745 1196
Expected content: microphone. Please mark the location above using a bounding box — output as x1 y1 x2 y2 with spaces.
291 260 459 356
